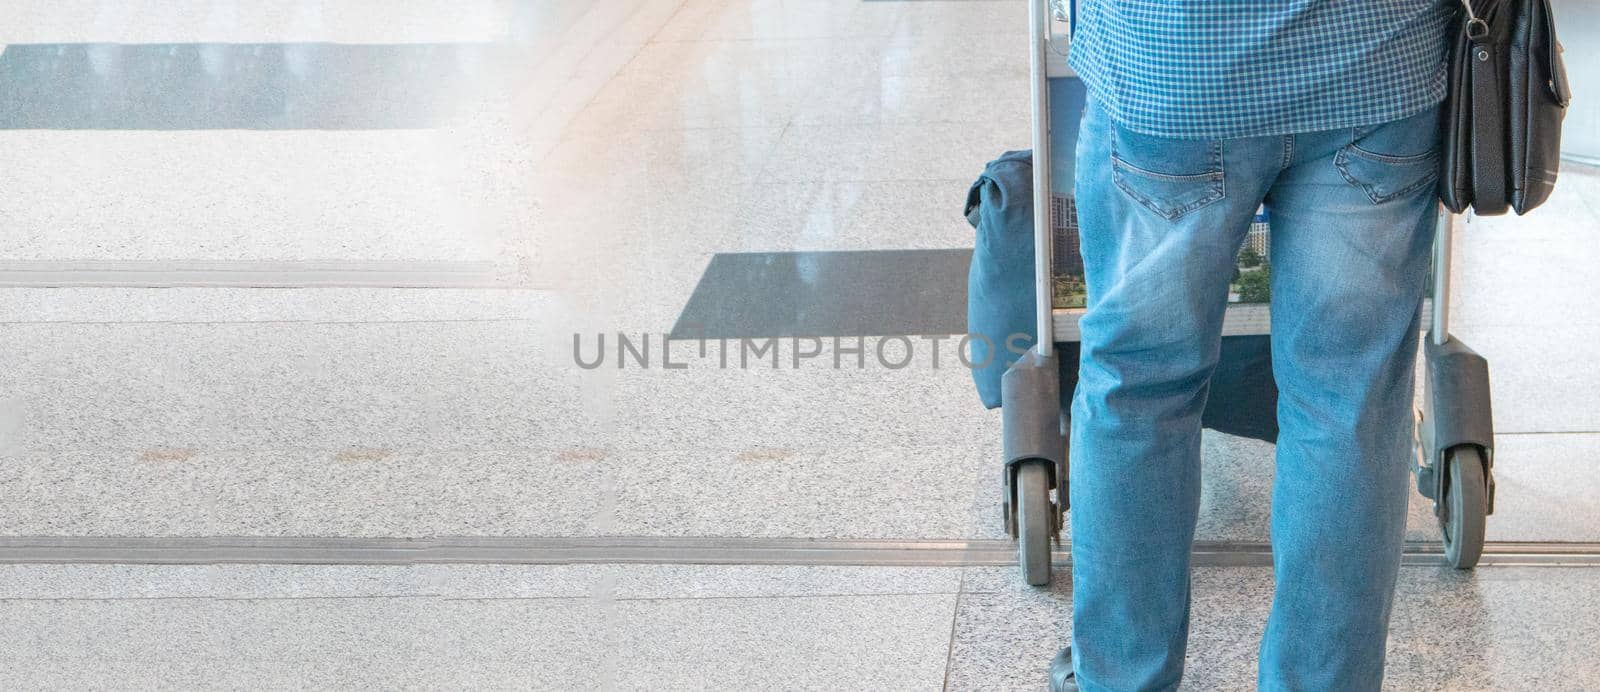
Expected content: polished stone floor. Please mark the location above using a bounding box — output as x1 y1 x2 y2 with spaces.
2 0 1598 688
1 562 1598 690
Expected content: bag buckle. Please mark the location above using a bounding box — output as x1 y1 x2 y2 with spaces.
1458 0 1489 39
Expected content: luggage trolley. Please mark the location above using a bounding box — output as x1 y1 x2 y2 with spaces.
1000 0 1497 586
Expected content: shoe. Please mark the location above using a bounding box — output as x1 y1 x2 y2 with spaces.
1050 646 1078 691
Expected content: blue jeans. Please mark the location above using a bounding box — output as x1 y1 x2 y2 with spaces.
1069 101 1441 691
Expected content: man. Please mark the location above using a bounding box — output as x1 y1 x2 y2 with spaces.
1051 1 1454 690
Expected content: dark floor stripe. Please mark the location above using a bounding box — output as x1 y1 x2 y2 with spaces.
671 249 972 339
0 43 508 130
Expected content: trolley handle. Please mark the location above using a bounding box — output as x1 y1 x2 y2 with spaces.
1028 0 1067 355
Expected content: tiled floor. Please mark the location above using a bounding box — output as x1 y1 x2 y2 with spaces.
2 0 1598 688
0 562 1597 690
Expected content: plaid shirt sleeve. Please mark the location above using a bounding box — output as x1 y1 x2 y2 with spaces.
1067 0 1456 140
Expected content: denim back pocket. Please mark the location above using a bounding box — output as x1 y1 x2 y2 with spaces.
1334 145 1439 205
1334 107 1442 205
1109 129 1225 221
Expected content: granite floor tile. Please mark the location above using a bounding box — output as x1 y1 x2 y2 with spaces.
608 593 955 689
0 130 534 269
1191 431 1436 545
0 598 442 664
0 0 534 44
0 439 997 538
0 305 1547 542
882 0 1028 39
1191 431 1276 543
949 565 1281 690
1 295 1017 539
789 62 1030 127
654 0 903 42
964 448 1016 541
603 342 996 451
542 124 785 185
1383 566 1600 691
565 38 836 135
1443 166 1600 329
529 187 749 321
0 597 608 689
758 121 1029 184
1447 219 1600 329
0 317 603 453
0 287 552 325
514 0 690 160
2 561 1599 689
0 447 609 537
532 177 979 328
0 586 957 690
599 563 962 600
1479 432 1600 542
0 562 961 602
567 66 807 135
0 563 439 600
945 572 1073 690
606 445 985 539
723 180 976 253
1453 323 1600 434
787 33 1028 127
951 564 1600 691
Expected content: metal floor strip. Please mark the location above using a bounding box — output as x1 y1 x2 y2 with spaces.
2 537 1599 567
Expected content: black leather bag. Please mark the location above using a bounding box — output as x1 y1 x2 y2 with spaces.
1440 0 1571 216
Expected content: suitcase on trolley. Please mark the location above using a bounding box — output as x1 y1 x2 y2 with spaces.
987 0 1497 587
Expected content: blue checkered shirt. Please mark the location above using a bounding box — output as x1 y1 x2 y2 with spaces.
1068 0 1455 139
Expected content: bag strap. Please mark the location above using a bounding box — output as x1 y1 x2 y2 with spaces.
1462 0 1509 215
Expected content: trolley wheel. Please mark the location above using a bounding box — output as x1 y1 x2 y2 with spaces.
1440 446 1487 569
1015 460 1055 586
